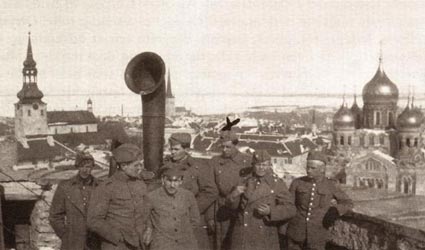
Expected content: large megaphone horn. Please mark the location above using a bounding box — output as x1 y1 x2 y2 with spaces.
124 52 166 173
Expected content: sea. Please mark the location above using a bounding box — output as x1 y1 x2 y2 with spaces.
0 93 418 117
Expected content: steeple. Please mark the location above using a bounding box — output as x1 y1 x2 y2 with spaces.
166 69 174 98
379 40 384 74
17 32 44 103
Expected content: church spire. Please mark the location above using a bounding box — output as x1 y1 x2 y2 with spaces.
378 40 384 74
17 32 43 103
166 69 174 98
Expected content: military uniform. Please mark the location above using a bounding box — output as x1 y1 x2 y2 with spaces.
287 176 353 250
227 172 296 250
87 171 147 250
49 175 100 250
203 151 252 250
144 186 200 250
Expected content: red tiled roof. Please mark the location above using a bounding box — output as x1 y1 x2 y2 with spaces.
48 111 97 125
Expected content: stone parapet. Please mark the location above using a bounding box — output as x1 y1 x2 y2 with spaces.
330 212 425 250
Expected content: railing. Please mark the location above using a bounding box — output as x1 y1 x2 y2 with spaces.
329 212 425 250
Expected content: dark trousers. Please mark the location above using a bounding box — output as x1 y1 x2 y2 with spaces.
286 237 326 250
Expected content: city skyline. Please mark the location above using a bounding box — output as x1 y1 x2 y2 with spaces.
2 1 425 98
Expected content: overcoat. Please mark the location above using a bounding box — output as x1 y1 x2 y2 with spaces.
87 171 148 250
49 175 100 250
201 151 252 250
227 173 296 250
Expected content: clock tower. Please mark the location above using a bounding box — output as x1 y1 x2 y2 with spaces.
14 33 48 139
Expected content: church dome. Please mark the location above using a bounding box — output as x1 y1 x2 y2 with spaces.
333 104 355 130
397 105 424 129
362 60 399 104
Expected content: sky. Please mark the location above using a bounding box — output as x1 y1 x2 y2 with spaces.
2 0 425 97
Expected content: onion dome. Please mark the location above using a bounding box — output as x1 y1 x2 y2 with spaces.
87 98 93 104
362 58 398 104
333 103 355 130
397 102 424 129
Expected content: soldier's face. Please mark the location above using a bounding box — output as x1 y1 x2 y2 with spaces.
254 161 271 177
306 160 326 180
162 176 183 195
78 161 94 179
221 141 237 158
170 144 187 162
121 160 143 178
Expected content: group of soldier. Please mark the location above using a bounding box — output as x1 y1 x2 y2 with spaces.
49 127 353 250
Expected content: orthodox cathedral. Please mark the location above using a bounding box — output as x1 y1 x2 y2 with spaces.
332 54 425 195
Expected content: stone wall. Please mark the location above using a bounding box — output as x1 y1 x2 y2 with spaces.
29 186 60 250
330 212 425 250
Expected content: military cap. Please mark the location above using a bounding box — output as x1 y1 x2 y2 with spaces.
169 133 191 147
161 167 184 180
307 150 327 164
112 143 142 164
75 152 94 167
252 150 271 164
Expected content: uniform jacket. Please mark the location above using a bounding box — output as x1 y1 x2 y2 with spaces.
87 171 148 250
199 151 252 250
145 187 200 250
227 172 296 250
287 176 353 246
164 155 214 250
49 175 100 250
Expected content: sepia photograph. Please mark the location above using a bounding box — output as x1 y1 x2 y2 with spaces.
0 1 425 250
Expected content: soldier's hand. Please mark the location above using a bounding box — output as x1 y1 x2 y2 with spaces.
231 185 246 197
142 227 153 246
207 219 215 234
256 203 271 216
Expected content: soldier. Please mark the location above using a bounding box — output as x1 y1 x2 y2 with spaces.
226 150 296 250
142 166 200 250
49 152 100 250
163 132 215 250
286 151 353 250
88 143 147 250
201 124 252 250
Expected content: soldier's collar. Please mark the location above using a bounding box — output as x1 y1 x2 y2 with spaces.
113 170 137 181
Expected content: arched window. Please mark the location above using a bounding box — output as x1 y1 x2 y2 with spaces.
340 136 344 145
348 136 352 145
359 134 365 146
388 112 394 127
379 135 385 145
369 134 374 146
27 110 31 116
375 111 381 126
407 138 411 147
414 138 419 147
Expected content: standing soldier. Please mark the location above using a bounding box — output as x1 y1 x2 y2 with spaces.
88 143 147 250
286 151 353 250
143 167 200 250
226 150 296 250
201 118 252 250
49 152 100 250
163 132 215 250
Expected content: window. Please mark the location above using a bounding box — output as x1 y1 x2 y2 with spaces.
379 135 385 145
375 112 381 126
369 135 374 146
41 110 44 116
70 127 74 133
360 134 365 146
340 136 344 145
348 136 352 145
27 110 31 116
86 126 89 132
414 138 419 147
388 112 394 127
55 128 57 134
288 158 292 164
407 138 411 147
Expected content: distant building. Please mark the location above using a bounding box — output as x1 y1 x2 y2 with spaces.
332 53 425 195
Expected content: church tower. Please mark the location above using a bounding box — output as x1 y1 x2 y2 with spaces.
14 33 48 139
165 69 175 117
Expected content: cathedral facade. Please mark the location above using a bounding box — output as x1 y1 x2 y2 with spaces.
332 56 425 195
